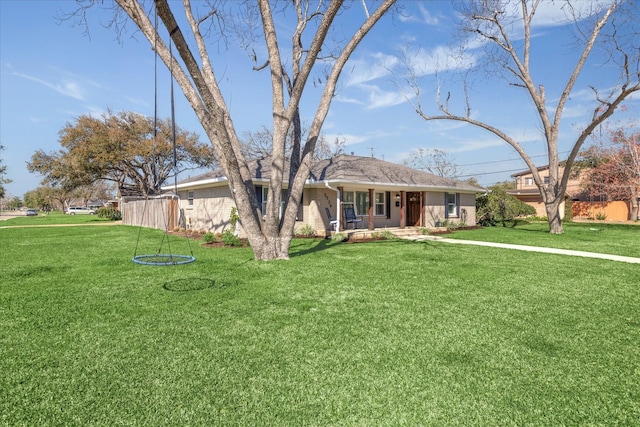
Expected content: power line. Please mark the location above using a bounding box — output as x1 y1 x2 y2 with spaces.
454 150 572 168
457 168 528 178
454 150 574 180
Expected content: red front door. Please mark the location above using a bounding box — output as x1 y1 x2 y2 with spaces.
406 192 421 226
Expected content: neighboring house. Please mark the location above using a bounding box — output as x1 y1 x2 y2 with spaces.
169 155 484 237
508 164 636 220
508 165 580 218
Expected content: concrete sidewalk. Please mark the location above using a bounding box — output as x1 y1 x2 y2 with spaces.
407 235 640 264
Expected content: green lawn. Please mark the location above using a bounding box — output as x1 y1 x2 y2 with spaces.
1 224 639 425
446 221 640 258
0 211 112 226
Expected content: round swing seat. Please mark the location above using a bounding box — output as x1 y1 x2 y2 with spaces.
132 254 195 266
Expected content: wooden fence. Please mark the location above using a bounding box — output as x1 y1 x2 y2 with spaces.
121 197 179 231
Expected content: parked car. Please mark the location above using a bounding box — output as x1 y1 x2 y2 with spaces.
65 206 96 215
26 209 38 216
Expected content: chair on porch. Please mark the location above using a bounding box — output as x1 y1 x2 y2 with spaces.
325 207 339 231
343 206 363 229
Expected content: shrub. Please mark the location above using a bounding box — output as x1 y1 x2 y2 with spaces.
229 207 239 232
221 229 242 247
564 199 573 222
370 230 395 240
476 187 536 226
595 210 607 220
295 224 316 237
332 232 346 242
202 232 217 244
96 207 122 221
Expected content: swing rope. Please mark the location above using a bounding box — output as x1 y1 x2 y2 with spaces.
132 2 194 266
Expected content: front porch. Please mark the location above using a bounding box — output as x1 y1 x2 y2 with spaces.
321 226 448 240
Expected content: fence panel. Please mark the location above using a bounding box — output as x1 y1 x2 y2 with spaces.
121 198 178 231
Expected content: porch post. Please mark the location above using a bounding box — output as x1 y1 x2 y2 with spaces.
368 188 375 230
337 186 344 231
399 190 406 229
421 192 426 227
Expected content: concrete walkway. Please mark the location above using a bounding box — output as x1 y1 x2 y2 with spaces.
404 234 640 264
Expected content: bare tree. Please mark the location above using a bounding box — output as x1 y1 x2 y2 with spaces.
403 0 639 234
404 148 462 178
315 134 346 160
242 126 345 161
103 0 395 259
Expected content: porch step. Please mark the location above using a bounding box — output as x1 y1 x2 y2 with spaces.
388 227 426 238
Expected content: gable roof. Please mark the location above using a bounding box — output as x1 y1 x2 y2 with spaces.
174 155 484 193
510 160 570 178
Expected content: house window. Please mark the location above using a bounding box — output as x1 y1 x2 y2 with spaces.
187 191 194 206
355 191 369 216
342 191 373 216
375 192 386 216
261 187 268 215
543 176 550 184
342 191 355 212
445 192 459 218
260 187 287 217
525 177 533 186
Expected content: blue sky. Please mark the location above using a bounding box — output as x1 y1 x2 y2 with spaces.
1 0 638 199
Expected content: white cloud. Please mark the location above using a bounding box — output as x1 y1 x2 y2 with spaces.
14 72 86 100
399 3 440 25
532 1 615 27
324 129 397 147
362 84 407 109
406 45 478 77
343 53 397 87
448 137 509 154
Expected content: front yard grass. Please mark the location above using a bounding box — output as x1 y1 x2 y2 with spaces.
446 221 640 258
1 225 639 425
0 211 114 226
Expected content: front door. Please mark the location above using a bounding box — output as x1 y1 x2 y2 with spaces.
406 192 422 226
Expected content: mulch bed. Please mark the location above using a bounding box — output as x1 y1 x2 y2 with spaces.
200 239 251 248
167 230 390 248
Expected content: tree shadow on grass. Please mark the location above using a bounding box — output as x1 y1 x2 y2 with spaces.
289 238 334 257
162 257 253 291
289 236 429 258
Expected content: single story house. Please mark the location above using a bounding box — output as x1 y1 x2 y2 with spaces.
169 155 485 237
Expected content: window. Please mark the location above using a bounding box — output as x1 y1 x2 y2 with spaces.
355 191 369 216
445 192 459 218
525 177 533 186
342 191 370 216
342 191 386 216
261 187 268 215
374 192 386 216
187 191 194 206
258 187 287 217
342 191 355 212
543 176 550 184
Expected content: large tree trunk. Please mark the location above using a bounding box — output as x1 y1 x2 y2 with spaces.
630 188 639 221
251 234 293 261
544 191 564 234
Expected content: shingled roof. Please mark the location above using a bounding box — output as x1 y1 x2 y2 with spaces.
175 155 484 193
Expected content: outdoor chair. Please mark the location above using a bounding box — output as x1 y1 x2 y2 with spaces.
325 207 339 231
343 206 363 229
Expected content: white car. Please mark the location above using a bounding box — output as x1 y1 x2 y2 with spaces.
65 206 96 215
